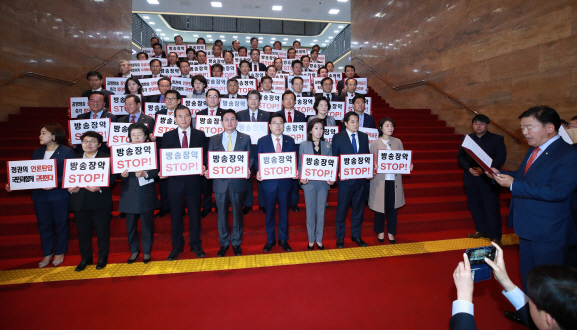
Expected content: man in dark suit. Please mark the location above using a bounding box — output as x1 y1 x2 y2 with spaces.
118 60 133 78
341 95 376 131
142 77 172 104
290 76 313 97
342 78 362 99
337 65 356 96
233 60 256 80
315 77 344 102
143 59 164 79
178 60 192 79
221 78 246 100
150 41 166 58
76 91 118 154
250 49 267 72
207 110 254 257
450 242 577 330
277 90 307 212
332 111 371 248
256 113 298 252
237 90 271 214
490 106 577 291
81 71 114 110
161 105 208 260
457 115 506 246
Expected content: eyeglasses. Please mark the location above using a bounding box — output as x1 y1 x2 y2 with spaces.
223 118 236 122
131 132 145 137
207 95 219 99
271 122 284 126
82 140 99 144
165 97 178 101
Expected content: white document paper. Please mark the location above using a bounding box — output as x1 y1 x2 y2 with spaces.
462 135 492 169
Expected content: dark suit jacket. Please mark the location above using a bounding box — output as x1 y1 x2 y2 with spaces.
161 127 208 188
336 80 348 96
69 152 117 212
76 111 118 122
501 138 577 245
250 62 267 72
142 74 166 79
457 132 506 187
315 92 344 102
339 113 376 131
208 132 253 193
256 134 297 192
118 167 159 214
233 75 256 80
142 94 163 104
294 92 313 97
120 112 156 132
30 145 76 202
277 109 307 123
449 303 532 330
196 107 224 117
81 89 114 109
221 95 247 100
331 130 370 186
236 109 270 123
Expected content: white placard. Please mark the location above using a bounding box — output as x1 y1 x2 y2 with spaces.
129 60 151 76
190 64 211 78
359 127 379 145
462 135 493 169
166 45 186 58
237 122 268 145
110 142 157 174
295 48 308 59
271 78 286 93
140 77 161 96
300 154 338 182
282 59 294 73
205 50 214 57
377 150 412 174
222 64 237 80
108 123 133 146
153 114 178 137
195 115 224 137
355 78 368 94
258 152 297 180
251 71 266 81
301 71 317 79
327 101 345 121
109 94 142 116
236 79 257 95
181 98 207 116
328 72 343 82
260 54 277 67
271 49 287 59
144 102 167 118
208 151 249 179
220 99 248 112
323 126 339 143
294 97 315 116
188 60 199 66
317 54 326 64
259 93 282 112
208 57 225 66
276 73 290 80
345 96 372 115
186 44 206 51
62 158 110 188
340 154 374 179
141 47 154 56
234 56 251 66
7 160 57 191
206 77 227 95
69 97 90 119
69 118 110 144
314 77 336 93
159 147 203 177
308 62 323 71
105 77 128 95
289 75 311 93
284 122 307 144
171 77 194 95
559 126 575 144
160 67 182 78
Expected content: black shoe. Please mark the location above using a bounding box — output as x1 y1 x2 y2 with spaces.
217 246 229 257
388 238 396 244
289 205 299 212
232 245 242 256
191 247 205 258
316 242 324 250
96 257 108 270
74 258 93 272
200 209 210 218
260 207 266 214
143 256 151 264
279 240 291 252
263 242 276 252
167 248 183 261
242 206 251 214
504 311 525 325
378 238 385 243
127 252 139 264
308 244 314 250
155 209 169 218
117 212 126 219
351 237 367 247
336 239 345 249
326 203 330 209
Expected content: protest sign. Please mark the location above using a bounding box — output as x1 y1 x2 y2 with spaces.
340 154 374 179
7 160 57 191
159 147 203 177
69 118 110 144
69 97 90 119
284 122 307 144
195 115 224 137
377 150 412 174
258 152 297 180
208 151 249 179
236 122 268 145
63 158 110 188
110 142 157 173
300 155 338 182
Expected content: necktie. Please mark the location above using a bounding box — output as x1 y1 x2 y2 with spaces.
210 110 214 116
182 131 188 148
251 112 256 122
130 116 136 123
160 95 164 103
523 147 540 175
275 138 282 153
351 133 357 154
93 113 97 119
227 135 233 151
326 94 330 101
287 111 292 123
254 64 257 71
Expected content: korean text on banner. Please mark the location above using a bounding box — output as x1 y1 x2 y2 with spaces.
109 94 142 116
140 77 161 96
327 101 345 121
69 97 90 119
144 102 167 117
7 159 57 191
171 77 193 95
258 152 297 180
300 154 338 182
284 123 307 144
153 114 178 137
355 78 368 94
208 151 249 179
195 115 224 137
294 97 315 116
108 122 133 146
69 118 110 144
377 150 412 174
340 154 374 179
110 142 157 174
159 148 203 177
206 77 227 95
237 122 268 145
236 79 257 95
220 98 248 112
259 93 282 112
181 98 207 117
359 127 379 145
62 158 110 188
323 126 339 143
346 96 372 115
105 77 128 95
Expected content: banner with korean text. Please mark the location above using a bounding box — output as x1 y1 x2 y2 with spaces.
284 123 307 144
327 101 345 121
208 151 249 179
153 114 178 137
340 154 374 179
377 150 412 174
237 122 268 145
323 126 339 143
7 160 57 191
69 118 110 144
195 115 224 137
294 97 315 116
105 77 128 94
110 142 157 173
259 93 282 112
300 155 338 182
258 152 297 180
159 148 203 177
63 158 110 188
69 97 90 119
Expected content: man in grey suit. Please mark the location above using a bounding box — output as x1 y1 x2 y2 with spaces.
237 90 271 214
206 109 254 257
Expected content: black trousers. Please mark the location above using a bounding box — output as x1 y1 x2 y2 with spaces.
374 180 397 236
158 179 170 211
74 208 111 260
126 211 155 254
464 178 502 240
202 176 215 211
169 184 202 250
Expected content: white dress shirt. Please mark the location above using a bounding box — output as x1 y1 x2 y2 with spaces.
222 130 238 150
271 134 283 149
178 126 191 147
345 129 360 152
452 286 529 316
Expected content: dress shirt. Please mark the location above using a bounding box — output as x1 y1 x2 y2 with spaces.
240 75 250 79
151 74 161 78
271 134 283 149
44 151 55 159
357 112 365 128
249 109 259 122
510 135 560 191
207 107 219 116
295 92 303 97
381 138 395 181
452 286 528 316
83 153 97 159
346 92 356 98
181 74 190 78
166 108 176 116
346 129 360 152
122 75 131 78
228 94 239 98
90 110 105 118
284 109 295 122
262 89 273 93
324 93 332 101
178 126 192 147
128 112 141 123
221 130 238 151
92 87 102 92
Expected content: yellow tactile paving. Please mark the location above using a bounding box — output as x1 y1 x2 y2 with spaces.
0 234 520 285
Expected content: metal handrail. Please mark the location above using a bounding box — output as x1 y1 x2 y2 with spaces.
0 49 130 88
351 56 528 145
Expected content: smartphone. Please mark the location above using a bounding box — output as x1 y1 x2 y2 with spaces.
466 246 497 265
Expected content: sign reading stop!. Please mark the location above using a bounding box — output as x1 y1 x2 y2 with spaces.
258 152 297 180
300 154 338 182
339 153 374 180
159 147 203 177
207 151 249 179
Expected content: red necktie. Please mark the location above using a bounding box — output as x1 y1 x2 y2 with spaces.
287 111 292 123
275 138 282 153
93 113 97 119
182 131 188 148
523 147 540 175
210 110 214 116
130 116 136 123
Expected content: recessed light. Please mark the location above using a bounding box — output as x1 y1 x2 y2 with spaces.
193 34 198 37
283 38 288 41
352 42 358 44
338 25 344 28
364 42 369 44
271 37 276 40
233 36 238 38
155 29 161 31
142 16 150 19
310 43 315 46
325 40 329 42
207 35 212 37
329 9 340 14
321 44 326 46
338 67 344 69
282 42 286 44
259 37 263 39
174 34 178 36
160 33 165 36
147 0 159 4
221 40 226 42
329 37 333 39
211 2 222 7
313 40 318 42
272 5 282 10
337 0 348 2
149 22 155 25
220 35 225 38
164 37 169 40
296 39 300 41
208 39 213 41
334 30 339 33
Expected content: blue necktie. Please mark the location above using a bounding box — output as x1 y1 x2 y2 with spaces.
351 133 357 154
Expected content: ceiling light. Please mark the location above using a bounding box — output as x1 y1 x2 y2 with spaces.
147 0 159 4
313 40 318 42
296 39 301 41
193 34 198 37
148 22 155 25
155 29 161 31
282 42 286 44
329 36 333 39
211 2 222 7
321 44 326 46
221 39 226 42
338 0 348 2
325 40 329 42
174 34 178 36
272 6 282 10
207 35 212 37
338 25 345 28
208 39 213 41
271 37 276 40
310 43 315 46
283 38 288 41
352 41 358 44
233 36 238 38
164 37 169 40
259 37 263 39
334 30 339 33
160 33 165 36
329 9 340 14
364 42 369 44
142 16 150 19
220 35 225 38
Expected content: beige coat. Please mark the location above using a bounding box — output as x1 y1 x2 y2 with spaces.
368 136 406 213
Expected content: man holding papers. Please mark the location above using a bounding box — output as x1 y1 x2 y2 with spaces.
457 114 506 247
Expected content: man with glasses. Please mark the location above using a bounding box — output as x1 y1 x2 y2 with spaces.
315 77 343 102
143 59 164 79
81 71 114 110
206 110 253 256
143 77 171 104
76 91 118 154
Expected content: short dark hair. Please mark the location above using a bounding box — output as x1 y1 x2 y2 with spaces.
227 78 239 85
273 41 282 47
214 39 223 45
269 113 284 125
88 91 106 100
307 118 325 142
152 43 162 49
378 117 395 137
80 131 103 145
206 88 220 98
571 116 577 121
174 35 183 41
192 75 207 88
317 67 328 75
291 76 303 85
519 106 561 131
165 90 181 100
186 48 195 54
175 104 191 117
86 71 102 80
343 111 359 123
352 94 366 105
196 50 206 57
149 59 161 67
41 123 67 145
168 52 178 58
158 76 172 86
238 46 247 53
320 77 333 86
282 90 295 101
179 60 190 68
263 45 272 52
326 61 334 67
526 264 577 330
223 50 234 59
127 122 150 143
247 90 261 100
287 48 295 54
238 60 250 68
266 65 276 72
274 58 283 65
344 65 356 72
196 37 205 44
313 97 331 115
211 64 223 72
151 37 159 42
261 76 272 84
472 114 490 124
125 94 141 104
300 55 310 62
250 37 258 43
220 109 237 120
212 44 221 51
292 40 300 46
124 77 143 95
291 60 303 68
312 44 320 50
250 49 260 56
345 77 357 85
310 49 319 55
136 52 148 59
